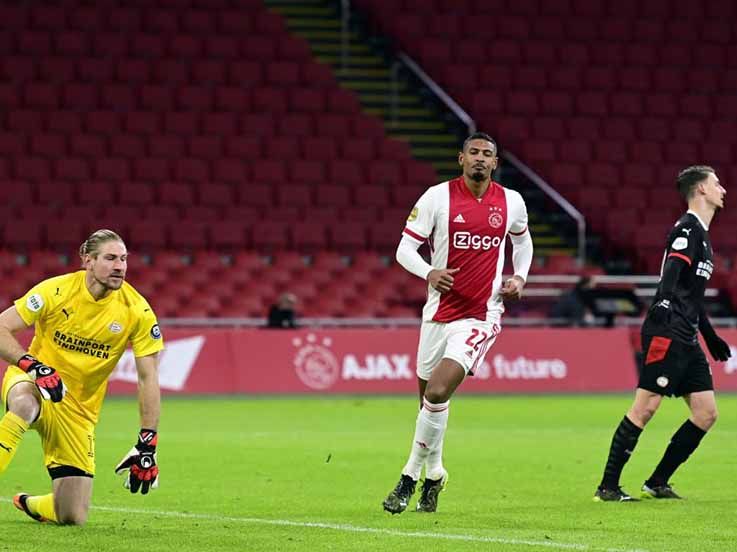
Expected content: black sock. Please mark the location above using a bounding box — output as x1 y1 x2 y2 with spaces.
600 416 643 489
646 419 706 488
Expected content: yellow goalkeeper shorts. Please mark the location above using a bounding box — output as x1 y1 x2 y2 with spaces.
2 366 95 476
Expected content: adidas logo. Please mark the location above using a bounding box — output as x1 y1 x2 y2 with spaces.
453 213 466 223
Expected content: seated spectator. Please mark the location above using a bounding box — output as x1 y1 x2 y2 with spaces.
550 276 595 326
267 293 297 328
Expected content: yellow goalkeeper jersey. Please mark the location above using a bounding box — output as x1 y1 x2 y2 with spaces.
12 271 164 423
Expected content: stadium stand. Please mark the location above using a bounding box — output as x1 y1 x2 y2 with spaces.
1 0 734 319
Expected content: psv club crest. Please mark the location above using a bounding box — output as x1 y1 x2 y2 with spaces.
488 206 503 229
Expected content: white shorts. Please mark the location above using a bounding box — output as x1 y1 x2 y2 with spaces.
416 318 501 380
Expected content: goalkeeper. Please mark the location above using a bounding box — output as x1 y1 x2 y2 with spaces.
0 229 164 525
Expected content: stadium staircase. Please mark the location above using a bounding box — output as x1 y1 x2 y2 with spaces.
264 0 579 261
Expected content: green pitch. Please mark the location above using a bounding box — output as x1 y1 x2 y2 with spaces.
2 395 737 551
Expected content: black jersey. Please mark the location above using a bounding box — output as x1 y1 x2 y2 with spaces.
642 212 714 344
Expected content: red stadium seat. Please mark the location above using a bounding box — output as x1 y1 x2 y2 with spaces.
169 222 208 250
204 114 239 137
209 221 250 249
55 30 90 56
3 221 44 250
174 158 210 182
215 86 250 111
212 158 249 183
118 181 156 205
159 181 194 205
129 222 168 251
329 222 367 252
84 111 121 134
24 82 59 109
144 205 180 222
192 60 227 84
291 222 327 252
315 184 351 208
237 184 272 207
140 86 173 111
46 111 82 133
148 135 186 158
69 134 106 157
252 222 289 251
15 157 51 181
38 180 73 204
197 182 234 207
44 221 87 251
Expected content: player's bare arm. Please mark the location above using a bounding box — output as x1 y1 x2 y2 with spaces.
427 268 460 294
0 306 66 402
114 352 161 495
136 353 161 430
500 275 526 301
0 306 32 365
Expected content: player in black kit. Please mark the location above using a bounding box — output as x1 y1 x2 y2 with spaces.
594 165 731 502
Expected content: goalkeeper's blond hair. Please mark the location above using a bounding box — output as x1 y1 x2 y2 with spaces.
79 229 125 266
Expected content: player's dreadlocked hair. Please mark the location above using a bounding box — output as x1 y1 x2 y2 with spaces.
677 165 715 201
79 229 124 265
462 131 497 154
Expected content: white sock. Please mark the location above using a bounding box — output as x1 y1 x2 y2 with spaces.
426 434 446 481
401 398 449 480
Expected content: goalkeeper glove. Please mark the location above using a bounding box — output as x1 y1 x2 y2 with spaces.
115 429 159 495
701 326 732 362
17 354 66 402
650 299 672 326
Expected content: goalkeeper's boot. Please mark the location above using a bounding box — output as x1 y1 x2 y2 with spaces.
641 482 682 499
382 474 416 514
416 469 448 513
13 493 47 523
593 486 638 502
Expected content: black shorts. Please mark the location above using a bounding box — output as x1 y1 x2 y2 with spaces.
639 334 713 397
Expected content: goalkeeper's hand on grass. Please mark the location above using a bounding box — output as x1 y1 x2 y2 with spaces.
17 354 67 402
115 429 159 495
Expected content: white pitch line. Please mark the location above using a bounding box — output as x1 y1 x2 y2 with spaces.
0 498 647 552
87 504 645 552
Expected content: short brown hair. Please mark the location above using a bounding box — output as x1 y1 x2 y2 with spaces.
677 165 715 201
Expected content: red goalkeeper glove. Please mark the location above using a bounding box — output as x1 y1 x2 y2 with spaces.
115 429 159 495
17 354 67 402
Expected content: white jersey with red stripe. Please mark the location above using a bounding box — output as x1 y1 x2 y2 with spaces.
403 177 529 323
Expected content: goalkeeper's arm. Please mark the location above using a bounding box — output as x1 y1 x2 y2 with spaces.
0 306 66 402
115 353 161 494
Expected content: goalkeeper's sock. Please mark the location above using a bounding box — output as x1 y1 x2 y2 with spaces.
0 411 29 474
646 419 706 488
600 415 642 489
402 399 449 480
27 494 58 523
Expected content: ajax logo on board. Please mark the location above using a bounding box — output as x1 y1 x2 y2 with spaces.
292 333 413 390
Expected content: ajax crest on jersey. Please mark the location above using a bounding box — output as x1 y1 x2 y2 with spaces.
488 213 503 229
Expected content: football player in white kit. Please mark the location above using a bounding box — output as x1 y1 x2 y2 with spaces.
383 132 534 514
